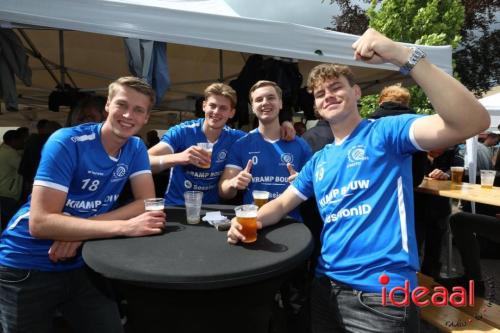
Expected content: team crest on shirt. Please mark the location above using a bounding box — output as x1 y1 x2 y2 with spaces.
347 145 368 168
111 163 128 181
216 150 228 163
280 153 293 165
184 180 193 189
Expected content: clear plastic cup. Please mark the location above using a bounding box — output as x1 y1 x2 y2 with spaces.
480 170 496 189
234 204 258 243
197 142 214 169
184 191 203 224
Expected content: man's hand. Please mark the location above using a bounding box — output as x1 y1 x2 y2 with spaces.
230 160 253 190
122 210 166 237
227 217 262 244
178 146 211 167
48 241 82 263
428 168 450 180
280 121 296 141
352 28 412 68
287 163 298 183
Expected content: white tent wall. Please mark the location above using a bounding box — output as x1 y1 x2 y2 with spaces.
1 0 452 130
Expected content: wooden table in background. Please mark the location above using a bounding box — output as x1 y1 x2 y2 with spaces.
416 178 500 207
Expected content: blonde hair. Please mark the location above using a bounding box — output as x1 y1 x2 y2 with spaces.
108 76 155 111
249 80 282 103
378 85 410 106
307 64 355 94
204 83 237 108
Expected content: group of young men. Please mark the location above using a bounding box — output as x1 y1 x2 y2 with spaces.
0 28 490 333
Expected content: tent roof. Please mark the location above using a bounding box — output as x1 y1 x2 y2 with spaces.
0 0 452 113
479 93 500 132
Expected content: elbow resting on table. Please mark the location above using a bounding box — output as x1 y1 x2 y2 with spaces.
29 214 51 239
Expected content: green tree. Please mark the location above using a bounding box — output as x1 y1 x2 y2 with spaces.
327 0 499 114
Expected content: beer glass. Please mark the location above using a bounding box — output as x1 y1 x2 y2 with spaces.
252 190 270 209
144 198 165 212
450 166 464 185
234 204 258 243
480 170 496 189
197 142 214 169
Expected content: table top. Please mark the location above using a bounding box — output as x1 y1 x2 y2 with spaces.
416 178 500 207
83 205 313 290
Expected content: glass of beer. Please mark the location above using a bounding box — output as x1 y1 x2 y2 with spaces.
197 142 214 169
144 198 165 212
234 204 258 243
480 170 496 189
252 190 270 209
450 166 464 185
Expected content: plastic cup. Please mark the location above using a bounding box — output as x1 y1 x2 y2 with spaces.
184 191 203 224
144 198 165 212
197 142 214 169
234 204 258 243
450 166 464 185
252 190 270 209
480 170 496 189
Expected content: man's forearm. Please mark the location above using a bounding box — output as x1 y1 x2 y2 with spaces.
218 180 238 199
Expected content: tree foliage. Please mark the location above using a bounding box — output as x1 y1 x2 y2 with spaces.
326 0 499 115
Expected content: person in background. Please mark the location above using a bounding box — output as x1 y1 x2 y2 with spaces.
293 121 307 136
370 84 427 187
0 130 24 231
18 120 62 202
0 77 165 333
65 95 107 127
148 83 296 205
219 80 312 221
227 28 489 333
146 129 160 148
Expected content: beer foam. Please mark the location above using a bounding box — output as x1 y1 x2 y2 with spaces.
236 211 257 218
253 191 269 199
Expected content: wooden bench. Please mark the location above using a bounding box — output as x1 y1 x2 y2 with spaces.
418 273 500 332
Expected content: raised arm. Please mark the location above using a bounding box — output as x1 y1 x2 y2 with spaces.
148 142 210 173
352 28 489 151
227 187 303 244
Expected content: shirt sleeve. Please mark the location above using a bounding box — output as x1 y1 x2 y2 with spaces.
160 123 185 153
291 156 315 200
128 139 152 179
34 131 76 193
377 114 425 155
225 138 244 170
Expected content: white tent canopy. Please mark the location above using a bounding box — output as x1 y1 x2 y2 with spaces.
0 0 452 125
480 93 500 132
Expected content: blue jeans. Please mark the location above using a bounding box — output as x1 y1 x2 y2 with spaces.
311 276 419 333
0 266 123 333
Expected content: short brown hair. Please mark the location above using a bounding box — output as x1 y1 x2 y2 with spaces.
307 64 355 94
108 76 155 110
378 85 410 106
249 80 282 103
204 83 237 108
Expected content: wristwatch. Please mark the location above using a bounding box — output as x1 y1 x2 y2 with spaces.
399 47 426 75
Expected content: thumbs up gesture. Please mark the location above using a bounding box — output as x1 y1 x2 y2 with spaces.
231 160 253 190
287 163 298 183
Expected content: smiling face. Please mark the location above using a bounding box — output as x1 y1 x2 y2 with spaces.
250 85 282 124
103 85 151 140
312 76 361 124
203 94 235 130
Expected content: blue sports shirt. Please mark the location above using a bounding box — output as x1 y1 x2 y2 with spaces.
292 115 423 292
226 129 312 220
0 123 151 271
160 118 245 205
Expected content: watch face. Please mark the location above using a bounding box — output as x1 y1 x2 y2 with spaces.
400 47 426 75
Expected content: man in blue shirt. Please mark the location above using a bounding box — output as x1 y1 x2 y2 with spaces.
148 83 296 205
227 29 490 333
0 77 166 333
219 80 312 220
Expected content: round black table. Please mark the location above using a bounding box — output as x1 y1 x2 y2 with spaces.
83 205 313 333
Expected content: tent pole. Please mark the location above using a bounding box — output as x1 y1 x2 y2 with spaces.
17 29 61 87
58 30 66 89
219 49 223 82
